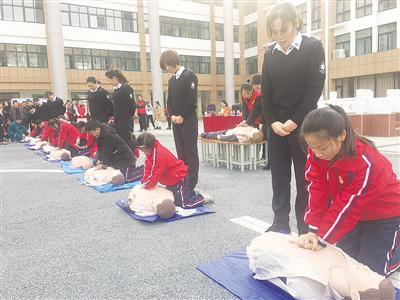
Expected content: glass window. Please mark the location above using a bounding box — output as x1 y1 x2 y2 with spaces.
245 22 257 49
159 16 210 40
246 56 258 75
0 0 43 22
61 11 70 25
13 6 24 21
297 3 307 33
233 25 239 42
376 73 394 97
215 23 224 41
1 43 47 67
245 1 257 15
311 1 321 30
234 58 239 75
71 12 79 26
216 57 224 74
378 22 397 51
336 0 350 23
336 33 350 57
80 13 88 27
356 28 372 55
3 6 13 21
356 0 372 18
378 0 397 12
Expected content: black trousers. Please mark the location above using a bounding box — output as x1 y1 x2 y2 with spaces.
146 115 155 128
138 113 146 131
172 117 199 191
64 142 78 157
115 117 134 152
268 126 308 234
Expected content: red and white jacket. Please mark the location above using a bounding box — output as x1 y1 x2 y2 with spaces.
57 122 80 149
75 104 87 118
242 88 262 125
304 138 400 245
40 121 57 145
141 140 188 190
78 131 98 158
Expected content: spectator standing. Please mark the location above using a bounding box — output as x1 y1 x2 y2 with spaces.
44 91 65 119
136 95 147 132
75 100 88 122
146 101 156 129
154 101 163 129
33 97 50 121
86 76 113 123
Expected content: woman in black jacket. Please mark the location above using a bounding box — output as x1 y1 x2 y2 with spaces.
86 76 113 123
105 70 135 151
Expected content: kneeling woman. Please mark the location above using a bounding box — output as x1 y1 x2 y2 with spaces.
48 118 80 157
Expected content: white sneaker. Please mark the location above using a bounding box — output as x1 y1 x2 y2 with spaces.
195 188 215 203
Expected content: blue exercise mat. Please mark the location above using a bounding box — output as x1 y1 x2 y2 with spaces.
61 161 89 174
33 150 47 156
42 157 61 163
116 199 215 222
77 176 141 193
197 249 400 300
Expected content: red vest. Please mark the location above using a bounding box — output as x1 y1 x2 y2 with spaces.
242 89 262 124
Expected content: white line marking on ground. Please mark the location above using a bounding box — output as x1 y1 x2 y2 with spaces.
0 169 64 173
230 215 299 236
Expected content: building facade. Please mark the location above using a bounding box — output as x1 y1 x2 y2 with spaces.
0 0 398 114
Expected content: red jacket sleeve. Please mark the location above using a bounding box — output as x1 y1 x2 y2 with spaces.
141 146 167 190
57 123 67 148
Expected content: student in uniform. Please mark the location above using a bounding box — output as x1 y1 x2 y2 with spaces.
75 100 88 122
85 119 137 182
48 118 80 157
296 105 400 277
36 119 57 145
33 97 50 121
105 70 136 151
159 49 201 195
44 91 65 119
261 2 326 234
86 76 113 123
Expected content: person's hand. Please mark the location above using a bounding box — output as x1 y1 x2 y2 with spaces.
173 115 184 124
22 134 26 138
282 119 298 133
271 121 290 137
96 164 103 170
140 184 146 189
237 121 248 127
289 232 323 251
54 147 61 150
259 123 263 131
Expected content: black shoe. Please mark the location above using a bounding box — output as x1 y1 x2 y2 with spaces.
266 223 291 234
139 130 143 132
121 201 135 214
263 164 271 170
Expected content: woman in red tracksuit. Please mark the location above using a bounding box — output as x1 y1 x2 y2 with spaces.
137 132 205 208
239 82 262 127
294 105 400 277
48 118 80 157
37 119 57 145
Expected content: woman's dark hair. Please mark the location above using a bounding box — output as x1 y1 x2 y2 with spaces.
105 70 128 84
241 82 253 93
159 49 181 70
137 132 156 151
301 105 376 164
36 119 44 126
251 74 262 86
44 90 54 98
86 76 101 84
77 121 86 129
85 119 101 132
221 100 228 106
48 118 60 128
266 2 303 38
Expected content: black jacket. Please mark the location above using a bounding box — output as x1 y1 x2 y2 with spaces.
112 83 136 121
47 97 65 119
97 124 135 170
87 86 113 123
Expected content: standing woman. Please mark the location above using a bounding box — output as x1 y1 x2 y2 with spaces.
154 101 163 129
105 70 136 151
261 2 326 234
86 76 113 123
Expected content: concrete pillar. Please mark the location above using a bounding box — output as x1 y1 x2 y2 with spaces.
46 0 68 101
223 0 235 106
147 1 163 110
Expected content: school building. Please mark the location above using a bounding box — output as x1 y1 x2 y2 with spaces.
0 0 399 114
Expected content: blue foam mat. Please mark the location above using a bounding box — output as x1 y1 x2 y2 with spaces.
116 199 215 222
77 176 141 192
197 249 400 300
61 161 87 174
42 157 60 163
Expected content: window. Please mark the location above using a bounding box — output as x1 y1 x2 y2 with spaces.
311 1 321 30
336 33 350 57
297 3 307 33
234 58 239 75
356 0 372 18
378 0 397 12
245 1 257 15
378 23 397 51
214 1 238 9
65 48 140 71
336 0 350 23
0 0 44 23
61 4 138 32
146 53 151 72
0 43 47 68
180 55 210 74
245 22 257 49
246 56 258 75
159 17 210 40
356 28 372 55
376 73 395 97
215 24 239 42
216 57 224 74
335 78 354 98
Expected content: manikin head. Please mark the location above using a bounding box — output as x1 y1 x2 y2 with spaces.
110 173 125 186
156 199 176 219
251 129 264 142
60 152 70 161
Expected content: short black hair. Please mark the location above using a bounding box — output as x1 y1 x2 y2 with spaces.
137 132 156 151
85 119 102 132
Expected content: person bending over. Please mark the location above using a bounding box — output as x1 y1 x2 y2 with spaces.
48 118 80 157
7 117 28 142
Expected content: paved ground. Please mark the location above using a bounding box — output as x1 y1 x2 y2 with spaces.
1 119 399 299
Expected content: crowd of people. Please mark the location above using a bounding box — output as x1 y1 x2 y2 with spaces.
1 2 399 298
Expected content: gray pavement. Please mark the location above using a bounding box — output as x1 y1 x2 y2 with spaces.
1 119 399 299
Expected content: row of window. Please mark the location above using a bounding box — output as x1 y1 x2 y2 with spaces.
215 24 239 43
159 16 210 40
335 22 397 57
296 1 322 32
0 0 44 23
0 43 47 68
60 3 137 32
185 0 239 9
337 0 396 23
245 22 257 49
335 72 400 98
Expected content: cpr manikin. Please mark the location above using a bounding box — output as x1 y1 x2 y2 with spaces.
200 126 264 143
48 148 71 160
84 166 125 186
71 156 94 170
122 185 176 219
247 232 395 300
